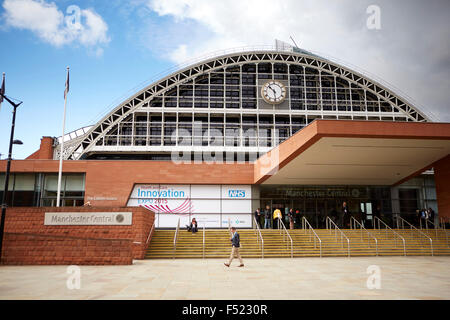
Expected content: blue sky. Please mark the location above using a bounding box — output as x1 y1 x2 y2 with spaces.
0 0 175 159
0 0 449 159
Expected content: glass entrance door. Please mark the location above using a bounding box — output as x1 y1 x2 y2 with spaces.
360 202 373 227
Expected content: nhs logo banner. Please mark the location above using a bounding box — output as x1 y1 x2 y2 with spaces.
228 190 246 198
222 185 251 199
222 185 252 215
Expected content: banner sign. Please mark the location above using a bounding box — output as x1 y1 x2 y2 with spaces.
128 184 252 228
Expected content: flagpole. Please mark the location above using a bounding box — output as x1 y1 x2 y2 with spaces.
56 67 69 207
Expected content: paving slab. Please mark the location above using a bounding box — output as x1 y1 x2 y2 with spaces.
0 256 449 300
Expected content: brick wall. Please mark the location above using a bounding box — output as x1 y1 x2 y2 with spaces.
2 233 132 265
1 206 155 265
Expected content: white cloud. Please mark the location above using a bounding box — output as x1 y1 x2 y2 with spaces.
145 0 450 121
147 0 362 62
2 0 110 53
78 8 109 46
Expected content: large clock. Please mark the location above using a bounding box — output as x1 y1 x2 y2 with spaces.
261 80 287 104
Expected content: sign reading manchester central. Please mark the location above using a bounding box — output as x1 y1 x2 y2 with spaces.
44 212 132 226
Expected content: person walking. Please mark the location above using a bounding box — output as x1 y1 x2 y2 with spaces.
341 202 350 228
428 207 435 226
254 208 261 228
224 227 244 268
295 209 301 228
419 208 427 227
264 205 271 229
273 208 282 229
288 208 295 230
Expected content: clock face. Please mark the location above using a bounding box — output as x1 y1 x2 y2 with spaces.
261 80 287 104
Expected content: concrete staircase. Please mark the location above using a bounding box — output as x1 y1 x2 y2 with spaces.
145 228 450 259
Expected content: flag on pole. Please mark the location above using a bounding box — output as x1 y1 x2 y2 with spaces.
0 73 5 111
57 67 69 207
64 68 69 99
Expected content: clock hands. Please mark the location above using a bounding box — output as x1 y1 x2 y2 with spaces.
262 81 285 104
268 86 277 96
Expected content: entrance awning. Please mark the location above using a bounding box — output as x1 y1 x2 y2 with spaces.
254 120 450 186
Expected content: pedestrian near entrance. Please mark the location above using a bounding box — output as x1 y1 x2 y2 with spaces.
224 227 244 267
295 209 301 227
288 208 295 230
273 208 282 229
264 205 271 229
427 207 435 225
341 202 350 228
254 208 261 228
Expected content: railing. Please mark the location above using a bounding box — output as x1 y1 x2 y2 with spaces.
253 216 264 259
202 223 206 259
373 216 406 256
302 217 322 258
439 217 450 248
326 217 350 257
439 216 449 230
278 218 293 258
420 217 439 238
173 218 181 259
349 216 378 256
146 219 156 244
397 216 433 256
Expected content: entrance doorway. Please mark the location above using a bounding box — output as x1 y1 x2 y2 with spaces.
262 198 355 229
360 202 373 227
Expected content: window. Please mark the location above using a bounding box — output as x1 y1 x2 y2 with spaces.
0 173 86 207
41 174 85 207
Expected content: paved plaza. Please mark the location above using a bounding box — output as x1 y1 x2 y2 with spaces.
0 256 449 300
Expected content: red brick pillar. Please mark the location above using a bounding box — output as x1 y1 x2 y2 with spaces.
434 154 450 219
38 137 54 159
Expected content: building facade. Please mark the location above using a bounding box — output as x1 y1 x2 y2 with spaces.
1 47 449 228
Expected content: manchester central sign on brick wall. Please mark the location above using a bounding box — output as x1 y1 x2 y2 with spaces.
44 212 132 226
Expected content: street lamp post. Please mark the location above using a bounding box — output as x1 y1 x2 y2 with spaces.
0 93 23 263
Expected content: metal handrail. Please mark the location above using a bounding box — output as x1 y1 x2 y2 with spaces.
439 217 445 229
439 216 449 230
326 217 350 257
373 216 406 256
146 219 156 244
349 216 378 256
277 218 293 258
202 223 206 259
302 217 322 258
397 216 433 256
439 217 450 248
253 216 264 259
421 218 439 238
173 218 180 259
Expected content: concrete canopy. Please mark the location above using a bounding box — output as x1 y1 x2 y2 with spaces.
254 120 450 186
